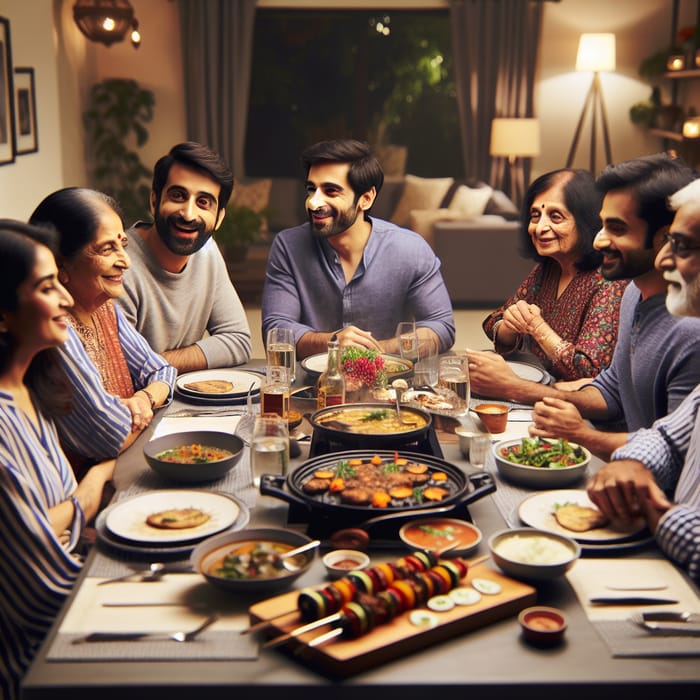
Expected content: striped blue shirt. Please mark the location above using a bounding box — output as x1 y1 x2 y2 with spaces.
53 305 175 460
0 394 84 699
613 386 700 583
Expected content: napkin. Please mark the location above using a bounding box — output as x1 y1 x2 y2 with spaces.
566 558 700 657
49 575 258 661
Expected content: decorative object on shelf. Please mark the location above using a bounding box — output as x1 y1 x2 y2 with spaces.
629 86 662 128
217 203 272 263
0 16 15 166
73 0 141 48
341 347 387 402
489 118 540 207
13 68 37 155
83 78 154 225
667 50 686 71
566 32 616 173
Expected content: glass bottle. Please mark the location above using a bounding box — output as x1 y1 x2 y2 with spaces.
260 364 290 418
317 335 345 409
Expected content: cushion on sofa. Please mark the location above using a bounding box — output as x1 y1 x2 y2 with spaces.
484 188 520 221
390 174 454 228
407 208 461 246
447 184 493 219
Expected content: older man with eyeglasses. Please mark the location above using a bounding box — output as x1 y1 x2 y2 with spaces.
587 178 700 584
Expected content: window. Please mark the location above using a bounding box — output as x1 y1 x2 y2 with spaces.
245 9 462 178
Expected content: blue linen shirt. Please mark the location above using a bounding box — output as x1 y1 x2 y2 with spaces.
612 386 700 583
261 217 455 352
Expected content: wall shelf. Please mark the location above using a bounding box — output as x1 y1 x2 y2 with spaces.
664 69 700 79
649 128 684 142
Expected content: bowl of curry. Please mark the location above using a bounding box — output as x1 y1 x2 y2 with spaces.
144 430 244 483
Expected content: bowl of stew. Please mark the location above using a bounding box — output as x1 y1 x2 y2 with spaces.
190 528 315 594
144 430 244 483
399 517 482 557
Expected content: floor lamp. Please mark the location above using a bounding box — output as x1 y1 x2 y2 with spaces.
566 33 616 173
490 118 541 207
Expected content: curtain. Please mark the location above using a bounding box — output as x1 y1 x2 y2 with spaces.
450 0 543 192
178 0 257 177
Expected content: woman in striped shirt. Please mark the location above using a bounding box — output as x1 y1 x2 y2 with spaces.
0 222 116 699
29 188 176 474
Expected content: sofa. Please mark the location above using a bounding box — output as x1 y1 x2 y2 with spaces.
235 174 534 308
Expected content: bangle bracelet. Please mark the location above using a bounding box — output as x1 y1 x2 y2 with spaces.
140 388 157 410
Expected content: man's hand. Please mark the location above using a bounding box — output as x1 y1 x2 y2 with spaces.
587 460 672 524
336 325 382 352
530 397 586 442
466 349 527 400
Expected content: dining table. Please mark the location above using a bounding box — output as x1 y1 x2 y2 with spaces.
22 360 700 700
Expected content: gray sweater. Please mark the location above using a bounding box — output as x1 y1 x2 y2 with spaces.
117 225 252 368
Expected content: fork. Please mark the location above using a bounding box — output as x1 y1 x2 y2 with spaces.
72 614 220 644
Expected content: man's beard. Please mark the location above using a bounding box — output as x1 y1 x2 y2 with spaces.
154 212 210 256
309 203 361 239
599 249 656 281
665 270 700 317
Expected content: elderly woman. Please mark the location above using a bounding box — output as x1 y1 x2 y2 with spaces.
29 188 175 471
482 168 628 381
0 222 116 699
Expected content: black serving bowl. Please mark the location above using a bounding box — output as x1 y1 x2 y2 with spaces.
144 430 244 483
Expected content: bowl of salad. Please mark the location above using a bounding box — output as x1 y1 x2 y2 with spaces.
493 437 591 488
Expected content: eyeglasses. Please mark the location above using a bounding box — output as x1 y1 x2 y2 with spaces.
663 232 700 258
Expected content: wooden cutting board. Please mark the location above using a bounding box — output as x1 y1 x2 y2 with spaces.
249 562 536 677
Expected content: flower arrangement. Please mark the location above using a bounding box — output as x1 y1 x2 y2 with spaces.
341 347 387 389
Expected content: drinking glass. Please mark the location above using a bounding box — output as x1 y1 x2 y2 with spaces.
438 354 470 411
413 335 439 387
396 321 419 363
251 413 289 486
469 434 491 468
266 327 296 383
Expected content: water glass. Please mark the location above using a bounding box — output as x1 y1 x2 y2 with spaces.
438 354 470 410
413 335 439 387
251 413 289 486
469 434 491 468
396 321 419 363
266 327 296 383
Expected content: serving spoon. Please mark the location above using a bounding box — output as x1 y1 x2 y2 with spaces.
278 539 321 571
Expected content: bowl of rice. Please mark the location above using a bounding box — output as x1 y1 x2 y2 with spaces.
488 528 580 581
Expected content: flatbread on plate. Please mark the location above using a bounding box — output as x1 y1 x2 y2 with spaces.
554 503 608 532
146 508 211 530
183 380 234 394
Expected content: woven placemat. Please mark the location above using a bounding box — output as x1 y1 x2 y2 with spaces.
594 619 700 657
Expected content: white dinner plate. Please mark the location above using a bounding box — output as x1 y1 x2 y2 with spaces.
104 490 241 545
176 369 262 398
506 360 546 384
301 352 412 377
518 489 647 543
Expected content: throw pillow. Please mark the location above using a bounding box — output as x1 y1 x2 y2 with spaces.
408 208 461 247
391 174 454 228
484 189 520 221
231 178 272 231
447 184 493 219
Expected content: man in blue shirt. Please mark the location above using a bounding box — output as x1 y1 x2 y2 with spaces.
262 139 455 360
588 177 700 583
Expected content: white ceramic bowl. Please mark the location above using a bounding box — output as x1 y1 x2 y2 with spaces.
322 549 371 579
488 528 581 581
144 431 244 483
492 438 590 488
191 528 315 594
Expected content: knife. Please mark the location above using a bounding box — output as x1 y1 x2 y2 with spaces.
589 596 680 605
73 631 177 643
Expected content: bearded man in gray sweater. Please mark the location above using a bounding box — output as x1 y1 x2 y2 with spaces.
118 142 252 372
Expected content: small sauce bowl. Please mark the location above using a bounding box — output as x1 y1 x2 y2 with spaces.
322 549 370 580
472 403 509 434
518 606 567 646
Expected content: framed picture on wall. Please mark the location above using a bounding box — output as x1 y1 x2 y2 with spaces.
14 67 37 155
0 16 15 166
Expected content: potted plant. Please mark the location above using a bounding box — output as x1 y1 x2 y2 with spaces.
215 203 272 263
83 78 154 226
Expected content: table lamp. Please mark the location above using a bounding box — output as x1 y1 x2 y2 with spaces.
490 117 541 206
566 32 616 173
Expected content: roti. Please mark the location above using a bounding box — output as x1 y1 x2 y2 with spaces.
146 507 211 530
183 380 235 394
554 504 608 532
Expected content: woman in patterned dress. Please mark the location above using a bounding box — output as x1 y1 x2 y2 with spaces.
483 169 628 382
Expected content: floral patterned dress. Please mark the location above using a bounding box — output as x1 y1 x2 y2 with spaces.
483 261 628 380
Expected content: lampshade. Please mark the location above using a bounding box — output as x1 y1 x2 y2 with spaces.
73 0 141 48
490 118 541 158
575 33 616 73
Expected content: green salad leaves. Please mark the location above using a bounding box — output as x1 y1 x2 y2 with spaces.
500 437 586 469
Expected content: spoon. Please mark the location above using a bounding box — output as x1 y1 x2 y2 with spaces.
97 562 192 586
278 539 321 571
392 378 418 425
